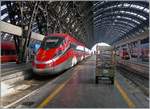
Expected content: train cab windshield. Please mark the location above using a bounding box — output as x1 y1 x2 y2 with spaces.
41 36 64 50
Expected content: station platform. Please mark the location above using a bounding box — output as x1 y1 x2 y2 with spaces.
1 62 31 76
12 56 148 108
1 62 32 97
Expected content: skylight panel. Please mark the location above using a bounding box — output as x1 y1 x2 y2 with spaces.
116 16 121 18
1 5 7 10
132 19 140 24
117 4 122 7
3 34 8 40
7 20 10 23
1 13 8 20
130 4 144 10
120 11 125 13
15 15 18 19
123 3 130 7
137 15 147 20
121 16 140 24
121 16 131 20
144 8 149 13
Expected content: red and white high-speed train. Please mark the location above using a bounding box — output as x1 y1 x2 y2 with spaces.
32 33 91 75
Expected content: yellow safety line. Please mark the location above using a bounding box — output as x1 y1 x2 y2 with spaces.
37 67 135 108
115 80 136 108
37 70 78 108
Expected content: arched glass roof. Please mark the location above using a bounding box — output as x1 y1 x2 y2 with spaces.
0 1 149 47
93 1 149 44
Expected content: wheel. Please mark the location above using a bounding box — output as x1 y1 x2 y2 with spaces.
110 77 114 84
111 80 114 84
95 76 99 84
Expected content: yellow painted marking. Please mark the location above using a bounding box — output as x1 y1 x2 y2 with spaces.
115 80 136 108
37 80 68 108
37 69 79 108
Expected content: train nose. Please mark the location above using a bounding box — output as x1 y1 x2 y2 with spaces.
45 62 53 68
32 59 54 74
34 60 54 68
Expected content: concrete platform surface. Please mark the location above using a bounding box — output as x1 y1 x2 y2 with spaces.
10 56 148 108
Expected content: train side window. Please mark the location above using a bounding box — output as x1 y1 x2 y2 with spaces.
9 50 12 55
10 50 15 55
1 49 5 55
8 50 11 55
10 50 13 55
6 50 11 55
13 50 16 55
70 43 77 49
5 50 8 55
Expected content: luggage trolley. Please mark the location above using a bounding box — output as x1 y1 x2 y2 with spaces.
95 46 115 84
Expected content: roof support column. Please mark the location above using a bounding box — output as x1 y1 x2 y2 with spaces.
5 2 20 58
21 2 39 63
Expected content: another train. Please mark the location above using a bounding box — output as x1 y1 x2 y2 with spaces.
115 36 149 77
32 33 91 75
116 37 149 62
1 40 40 63
1 41 17 63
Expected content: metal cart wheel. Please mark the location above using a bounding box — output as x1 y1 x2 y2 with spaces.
95 76 99 84
110 77 114 84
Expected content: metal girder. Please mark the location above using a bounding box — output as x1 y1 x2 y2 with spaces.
93 1 149 44
94 13 145 23
43 1 92 45
0 21 45 41
95 27 127 37
94 16 141 26
94 19 137 30
95 24 129 34
94 8 148 22
110 28 126 35
0 21 22 36
103 27 126 38
120 21 148 39
93 1 148 14
95 23 131 32
95 20 135 30
94 26 125 42
2 1 148 48
114 30 149 47
31 32 44 40
94 11 148 25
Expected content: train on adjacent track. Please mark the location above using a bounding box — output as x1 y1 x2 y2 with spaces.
0 41 17 63
116 37 149 63
32 33 91 75
115 36 149 78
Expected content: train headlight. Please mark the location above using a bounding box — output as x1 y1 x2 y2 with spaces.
46 62 53 68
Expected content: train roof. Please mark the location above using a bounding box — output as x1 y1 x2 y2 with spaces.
46 33 85 47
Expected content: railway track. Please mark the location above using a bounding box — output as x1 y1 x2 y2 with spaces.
1 71 60 108
117 66 149 97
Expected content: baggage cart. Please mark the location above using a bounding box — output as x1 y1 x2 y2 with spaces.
95 46 115 84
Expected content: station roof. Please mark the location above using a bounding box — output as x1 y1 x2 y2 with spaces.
1 1 149 47
93 1 149 45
